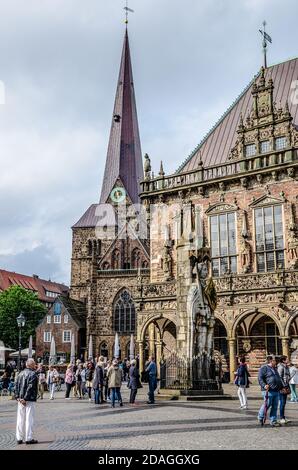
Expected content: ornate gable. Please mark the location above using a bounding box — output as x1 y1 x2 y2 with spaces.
205 202 238 215
249 194 285 209
229 66 298 161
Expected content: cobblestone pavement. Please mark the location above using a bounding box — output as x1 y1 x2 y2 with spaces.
1 384 298 450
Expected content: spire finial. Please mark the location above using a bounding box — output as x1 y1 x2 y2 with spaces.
259 20 272 69
124 1 134 25
159 160 165 177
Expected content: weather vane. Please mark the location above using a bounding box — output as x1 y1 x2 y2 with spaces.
124 1 134 24
259 20 272 69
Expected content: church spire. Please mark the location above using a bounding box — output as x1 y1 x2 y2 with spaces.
100 29 143 204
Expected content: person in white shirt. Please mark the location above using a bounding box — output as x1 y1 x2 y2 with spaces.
47 366 59 400
289 363 298 402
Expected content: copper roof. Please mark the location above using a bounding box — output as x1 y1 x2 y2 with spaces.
178 58 298 172
0 269 69 303
100 29 143 204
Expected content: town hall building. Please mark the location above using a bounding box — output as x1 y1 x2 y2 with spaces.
70 26 298 381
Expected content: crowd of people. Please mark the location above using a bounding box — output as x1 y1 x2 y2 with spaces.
6 355 157 445
234 354 298 427
1 352 297 445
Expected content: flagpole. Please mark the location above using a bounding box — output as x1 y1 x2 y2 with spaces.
262 21 267 69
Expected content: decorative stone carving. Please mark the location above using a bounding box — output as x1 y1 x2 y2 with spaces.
287 203 298 269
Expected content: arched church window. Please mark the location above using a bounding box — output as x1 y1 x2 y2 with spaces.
112 249 121 269
142 260 148 268
132 248 141 268
113 290 136 334
96 239 101 256
88 240 93 256
99 342 108 358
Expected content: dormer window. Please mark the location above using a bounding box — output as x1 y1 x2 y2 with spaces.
260 140 270 153
245 144 256 157
275 137 287 151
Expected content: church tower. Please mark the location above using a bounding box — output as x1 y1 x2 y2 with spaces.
70 28 149 360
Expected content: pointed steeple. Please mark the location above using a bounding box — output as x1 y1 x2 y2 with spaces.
100 29 143 204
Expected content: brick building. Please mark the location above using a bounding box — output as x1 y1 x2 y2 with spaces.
35 295 86 362
70 26 298 379
0 269 69 309
137 60 298 379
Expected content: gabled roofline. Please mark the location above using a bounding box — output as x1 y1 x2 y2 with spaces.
176 57 298 174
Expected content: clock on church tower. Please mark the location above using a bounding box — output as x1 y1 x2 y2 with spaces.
110 187 126 203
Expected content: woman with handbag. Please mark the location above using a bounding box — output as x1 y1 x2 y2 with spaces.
129 359 142 405
234 356 250 410
277 355 291 424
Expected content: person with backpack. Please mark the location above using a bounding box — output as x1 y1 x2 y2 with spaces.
258 355 284 427
234 356 251 409
277 355 291 424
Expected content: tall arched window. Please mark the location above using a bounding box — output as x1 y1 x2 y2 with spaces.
132 248 141 268
112 249 121 269
113 290 136 334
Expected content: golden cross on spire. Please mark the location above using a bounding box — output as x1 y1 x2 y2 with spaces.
124 0 134 24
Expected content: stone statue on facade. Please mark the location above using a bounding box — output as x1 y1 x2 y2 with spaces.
239 237 251 273
191 255 217 379
162 242 172 281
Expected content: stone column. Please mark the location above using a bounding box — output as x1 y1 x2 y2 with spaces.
281 337 290 359
137 340 144 373
156 341 162 379
149 323 155 357
228 338 237 383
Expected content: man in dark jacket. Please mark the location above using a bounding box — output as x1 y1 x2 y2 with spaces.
146 356 157 404
15 358 38 444
258 355 284 427
93 358 104 405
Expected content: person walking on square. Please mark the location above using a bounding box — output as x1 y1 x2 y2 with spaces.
146 356 157 404
85 361 94 402
104 360 111 401
75 364 83 399
93 358 104 405
234 356 250 409
289 363 298 402
258 355 284 427
37 364 46 400
107 359 123 408
277 356 291 424
14 358 38 445
129 359 142 405
65 364 74 400
47 366 59 400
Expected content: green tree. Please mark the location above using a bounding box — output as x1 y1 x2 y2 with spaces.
0 285 46 350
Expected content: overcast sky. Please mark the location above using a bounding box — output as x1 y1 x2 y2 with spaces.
0 0 297 284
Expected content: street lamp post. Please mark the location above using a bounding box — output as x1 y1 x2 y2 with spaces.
16 313 26 372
